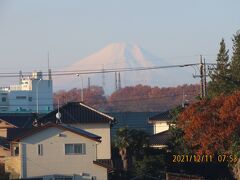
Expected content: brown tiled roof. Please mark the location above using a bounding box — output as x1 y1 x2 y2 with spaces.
38 102 115 124
13 123 101 142
93 159 114 171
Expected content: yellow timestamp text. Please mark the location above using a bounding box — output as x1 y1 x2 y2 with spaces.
172 154 238 163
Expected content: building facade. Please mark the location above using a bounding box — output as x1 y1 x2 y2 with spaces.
5 123 109 180
148 111 172 149
0 71 53 113
38 102 115 160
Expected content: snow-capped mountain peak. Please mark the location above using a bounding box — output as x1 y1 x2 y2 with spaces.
53 42 192 93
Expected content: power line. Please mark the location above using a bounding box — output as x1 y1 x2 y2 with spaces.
0 63 207 78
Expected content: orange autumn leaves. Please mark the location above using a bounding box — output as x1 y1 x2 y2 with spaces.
178 91 240 154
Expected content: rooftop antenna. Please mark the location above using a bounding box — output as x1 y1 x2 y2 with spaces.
32 113 39 127
115 72 118 91
47 52 52 81
88 77 91 90
19 70 23 84
118 72 121 90
56 99 62 124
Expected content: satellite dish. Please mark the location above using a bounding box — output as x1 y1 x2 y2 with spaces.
56 112 61 119
56 112 62 124
32 119 38 127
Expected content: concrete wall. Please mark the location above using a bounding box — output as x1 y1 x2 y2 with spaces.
71 123 111 160
20 127 107 180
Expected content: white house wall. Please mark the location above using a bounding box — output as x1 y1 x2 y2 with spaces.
154 121 169 134
71 123 111 160
20 127 107 180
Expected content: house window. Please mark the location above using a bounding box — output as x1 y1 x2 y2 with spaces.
13 146 19 156
1 97 6 102
38 144 43 156
28 97 32 102
65 144 86 155
16 96 26 99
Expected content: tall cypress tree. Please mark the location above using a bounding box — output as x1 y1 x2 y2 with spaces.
208 38 230 97
230 31 240 89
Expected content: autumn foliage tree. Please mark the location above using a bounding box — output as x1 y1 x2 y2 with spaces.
107 84 199 112
53 86 107 109
178 91 240 154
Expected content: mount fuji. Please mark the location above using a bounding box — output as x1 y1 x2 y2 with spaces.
53 43 195 94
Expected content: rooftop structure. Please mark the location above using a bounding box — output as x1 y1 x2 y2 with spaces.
0 71 53 113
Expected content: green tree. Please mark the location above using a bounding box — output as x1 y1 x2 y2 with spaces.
114 128 131 171
167 106 191 154
129 129 149 160
114 127 149 171
208 39 231 97
133 155 165 178
230 31 240 89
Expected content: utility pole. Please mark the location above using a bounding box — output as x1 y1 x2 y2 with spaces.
81 76 84 102
88 77 91 90
118 72 121 90
19 70 23 84
200 55 204 99
203 58 207 97
199 55 207 99
76 74 84 102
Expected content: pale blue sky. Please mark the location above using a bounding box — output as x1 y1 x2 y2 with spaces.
0 0 239 86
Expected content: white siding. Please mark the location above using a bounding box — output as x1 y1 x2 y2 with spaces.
20 127 107 180
154 121 169 134
71 123 111 159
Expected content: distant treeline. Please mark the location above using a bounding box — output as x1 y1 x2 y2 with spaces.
53 84 200 112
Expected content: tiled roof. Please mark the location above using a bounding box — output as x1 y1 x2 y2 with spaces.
108 112 158 136
93 159 114 171
7 128 31 140
149 130 171 146
60 124 101 140
0 113 39 128
14 123 101 142
38 102 115 124
148 111 172 122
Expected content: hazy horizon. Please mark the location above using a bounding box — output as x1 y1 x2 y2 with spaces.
0 0 239 89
